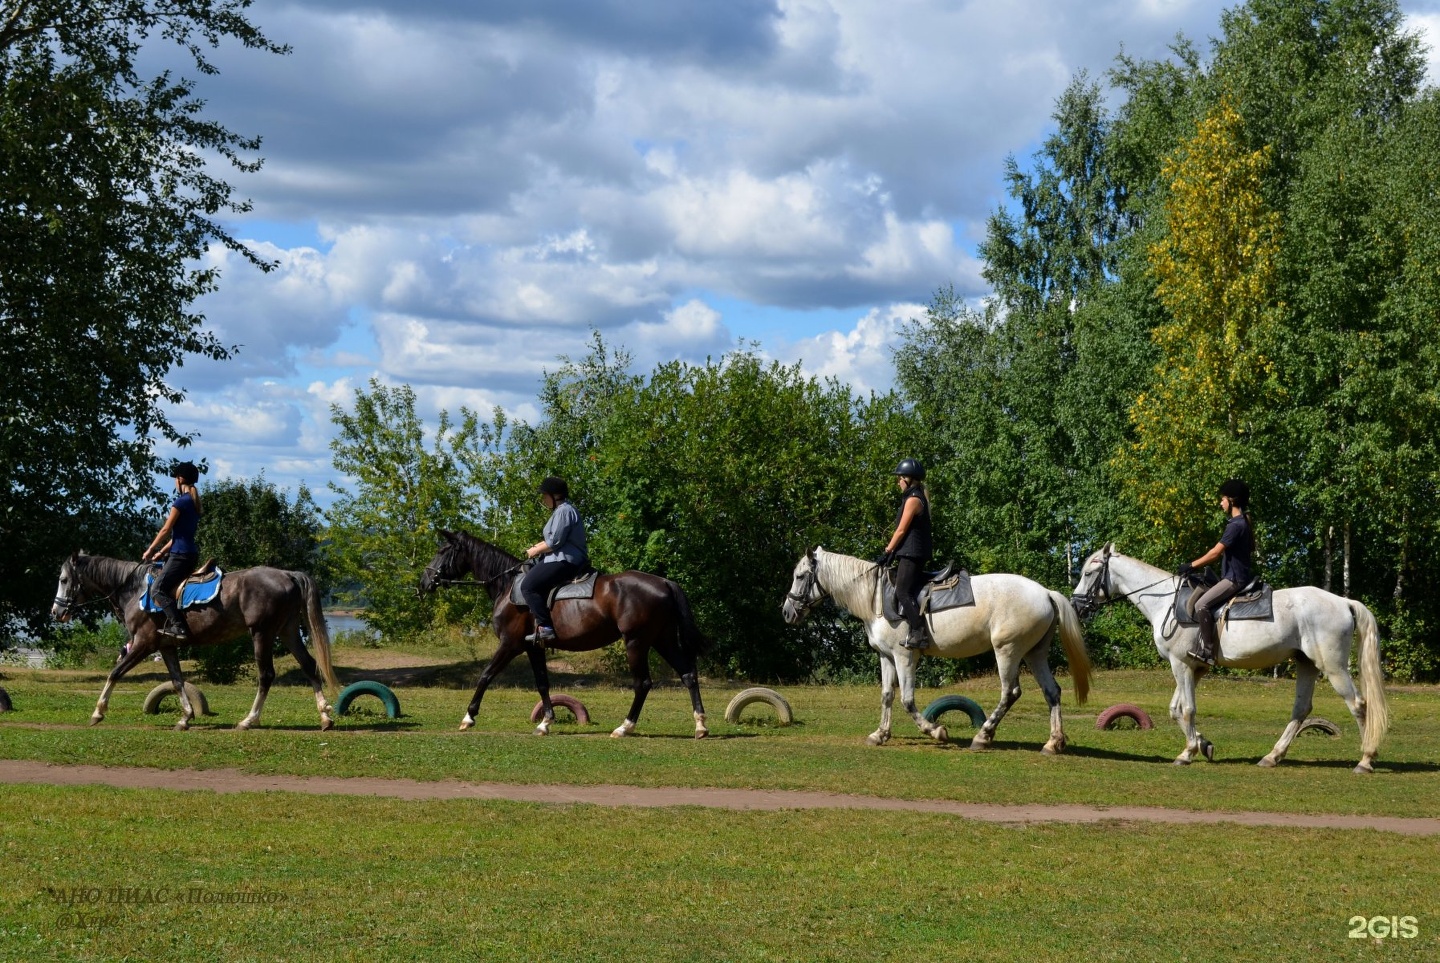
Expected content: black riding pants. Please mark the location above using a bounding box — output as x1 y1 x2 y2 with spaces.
152 553 198 610
894 556 927 632
521 559 583 629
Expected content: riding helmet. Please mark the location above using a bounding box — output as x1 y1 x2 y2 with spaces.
894 458 925 480
1218 478 1250 508
171 460 200 485
539 476 569 500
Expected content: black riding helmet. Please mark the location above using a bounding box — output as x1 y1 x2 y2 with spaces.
171 460 199 485
539 476 569 500
1218 478 1249 509
894 458 925 480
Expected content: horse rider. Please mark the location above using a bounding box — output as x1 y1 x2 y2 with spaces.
876 458 933 650
1176 478 1254 667
521 476 590 644
141 460 203 642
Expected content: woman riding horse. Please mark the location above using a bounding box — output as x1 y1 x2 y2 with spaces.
875 458 933 650
521 476 589 645
141 460 203 643
1176 479 1254 667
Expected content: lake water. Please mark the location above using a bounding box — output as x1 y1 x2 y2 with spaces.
324 613 375 637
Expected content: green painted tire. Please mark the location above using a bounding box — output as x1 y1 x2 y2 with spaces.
0 686 11 712
724 687 794 726
921 694 986 728
335 681 401 719
142 682 212 717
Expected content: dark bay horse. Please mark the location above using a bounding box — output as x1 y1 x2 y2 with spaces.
51 552 339 730
419 529 710 737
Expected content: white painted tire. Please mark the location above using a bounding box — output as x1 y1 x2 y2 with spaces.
723 687 793 726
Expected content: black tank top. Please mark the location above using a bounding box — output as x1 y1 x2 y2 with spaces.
894 486 932 561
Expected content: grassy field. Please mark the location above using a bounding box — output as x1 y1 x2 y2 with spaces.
3 644 1438 960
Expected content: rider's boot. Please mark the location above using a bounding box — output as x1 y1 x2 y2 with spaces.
525 623 556 646
1187 616 1217 667
900 621 931 650
159 602 193 643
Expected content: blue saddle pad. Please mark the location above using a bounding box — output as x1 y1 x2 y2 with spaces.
141 566 224 612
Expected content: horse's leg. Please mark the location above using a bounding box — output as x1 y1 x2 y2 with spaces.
612 640 653 738
236 629 276 731
1259 658 1318 768
460 639 527 730
868 654 897 746
1321 662 1374 773
650 634 708 739
1168 658 1212 764
156 646 197 731
895 647 948 743
279 617 334 730
525 643 556 736
91 639 155 725
970 647 1024 751
1025 646 1067 755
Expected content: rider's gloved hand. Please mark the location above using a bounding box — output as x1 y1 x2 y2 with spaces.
874 550 893 567
1176 561 1194 577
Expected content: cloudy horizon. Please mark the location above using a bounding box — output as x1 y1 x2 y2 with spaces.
155 0 1440 506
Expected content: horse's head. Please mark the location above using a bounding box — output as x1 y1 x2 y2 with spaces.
51 552 86 622
1071 542 1116 618
418 530 462 597
782 547 827 625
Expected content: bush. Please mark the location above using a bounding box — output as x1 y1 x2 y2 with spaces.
45 618 127 669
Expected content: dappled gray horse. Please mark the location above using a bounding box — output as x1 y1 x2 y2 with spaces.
783 547 1091 752
1071 544 1387 773
51 552 338 730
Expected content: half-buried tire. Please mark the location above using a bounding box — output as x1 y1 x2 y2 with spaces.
529 693 591 725
335 680 401 719
0 686 11 712
724 687 793 726
1297 717 1341 738
142 682 213 717
1094 703 1154 730
921 694 987 728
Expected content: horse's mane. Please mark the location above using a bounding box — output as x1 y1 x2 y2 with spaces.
815 547 881 618
449 530 522 584
74 553 148 593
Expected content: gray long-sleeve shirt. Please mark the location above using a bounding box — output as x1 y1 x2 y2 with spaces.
541 500 589 565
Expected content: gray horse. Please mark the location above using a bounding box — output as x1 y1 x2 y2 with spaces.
1072 544 1388 772
51 552 339 730
783 547 1091 752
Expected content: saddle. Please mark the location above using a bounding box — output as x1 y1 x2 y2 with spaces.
881 563 974 625
509 563 600 609
1173 574 1273 625
141 560 224 613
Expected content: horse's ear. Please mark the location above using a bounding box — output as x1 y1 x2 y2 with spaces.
1104 541 1115 556
440 529 455 542
808 545 820 560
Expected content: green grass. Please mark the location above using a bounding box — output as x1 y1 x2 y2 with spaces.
2 785 1436 962
1 651 1437 818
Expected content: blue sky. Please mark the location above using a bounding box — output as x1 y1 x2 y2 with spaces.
161 0 1440 507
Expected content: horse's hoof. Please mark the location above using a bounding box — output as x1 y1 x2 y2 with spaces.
1172 758 1191 766
1202 742 1216 763
235 720 252 732
88 715 103 727
694 728 708 739
534 723 550 736
459 717 474 732
1257 756 1277 768
320 717 334 732
968 739 991 752
1353 762 1374 775
931 725 949 743
865 732 888 747
174 721 189 732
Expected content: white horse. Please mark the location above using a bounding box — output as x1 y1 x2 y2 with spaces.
782 547 1091 752
1071 544 1388 773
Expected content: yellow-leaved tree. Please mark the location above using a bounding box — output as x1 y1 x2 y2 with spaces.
1116 96 1282 558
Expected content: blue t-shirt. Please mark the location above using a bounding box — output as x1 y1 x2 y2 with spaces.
1219 512 1253 586
169 492 199 556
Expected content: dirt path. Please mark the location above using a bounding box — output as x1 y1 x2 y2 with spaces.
3 759 1436 835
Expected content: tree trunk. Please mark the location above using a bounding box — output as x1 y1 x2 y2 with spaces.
1394 513 1408 602
1343 521 1351 598
1323 525 1333 593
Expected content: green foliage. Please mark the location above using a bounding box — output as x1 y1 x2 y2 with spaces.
326 380 490 642
42 617 128 669
0 0 285 641
468 334 907 681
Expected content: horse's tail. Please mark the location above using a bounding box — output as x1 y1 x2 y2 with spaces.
1050 590 1091 706
667 579 711 661
293 572 340 694
1349 599 1389 759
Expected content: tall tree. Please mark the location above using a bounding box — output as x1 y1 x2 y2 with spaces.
0 0 286 639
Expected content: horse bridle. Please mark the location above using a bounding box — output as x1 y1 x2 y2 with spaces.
1072 547 1175 617
423 550 522 594
53 559 144 619
785 552 830 612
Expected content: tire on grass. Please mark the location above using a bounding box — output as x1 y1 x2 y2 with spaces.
1094 703 1154 730
1297 717 1341 738
529 693 591 725
920 694 987 728
0 686 11 712
334 680 401 719
142 682 213 717
724 687 793 726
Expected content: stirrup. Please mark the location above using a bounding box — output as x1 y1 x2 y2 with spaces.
525 626 556 644
900 628 931 650
1187 647 1215 667
158 624 188 640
